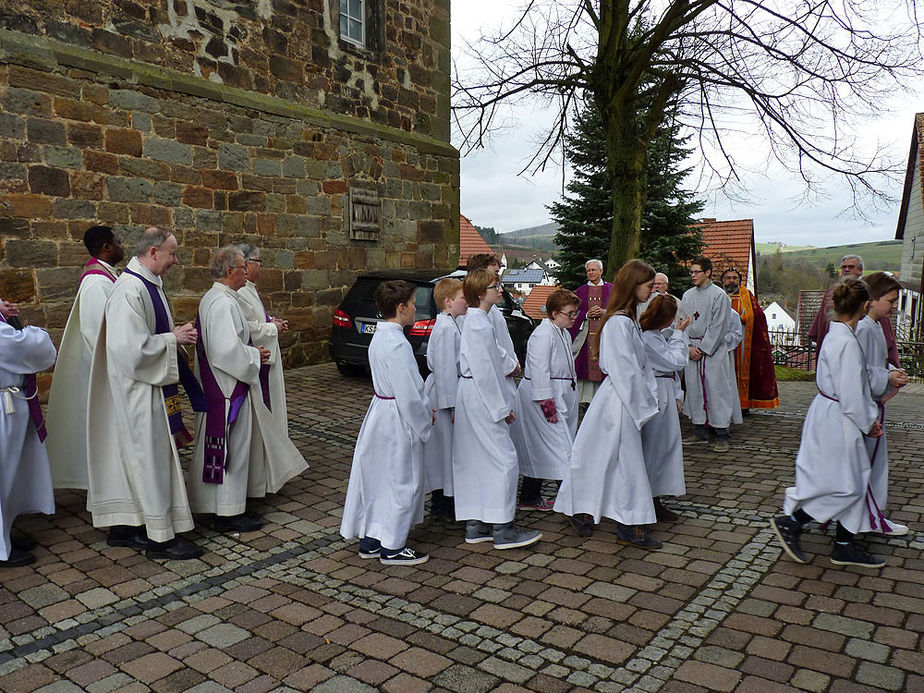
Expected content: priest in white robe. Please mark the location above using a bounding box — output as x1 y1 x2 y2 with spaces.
237 243 289 434
189 246 307 533
681 257 738 452
46 225 123 490
0 310 57 567
86 227 204 560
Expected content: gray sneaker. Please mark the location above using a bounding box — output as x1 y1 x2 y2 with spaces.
492 523 542 550
465 520 493 544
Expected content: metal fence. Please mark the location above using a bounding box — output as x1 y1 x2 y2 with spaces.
767 327 924 378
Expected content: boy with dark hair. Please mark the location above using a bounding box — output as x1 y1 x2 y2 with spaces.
341 280 434 565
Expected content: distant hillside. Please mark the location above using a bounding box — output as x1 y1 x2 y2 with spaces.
757 240 902 272
497 222 559 252
756 242 815 254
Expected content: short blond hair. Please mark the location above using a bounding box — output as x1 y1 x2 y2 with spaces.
463 269 496 307
434 278 463 309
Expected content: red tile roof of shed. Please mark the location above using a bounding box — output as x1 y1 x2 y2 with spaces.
695 218 755 286
460 214 493 266
521 285 559 320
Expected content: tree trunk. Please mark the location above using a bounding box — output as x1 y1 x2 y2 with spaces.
604 106 648 279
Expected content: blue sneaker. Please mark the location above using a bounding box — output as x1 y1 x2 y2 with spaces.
358 537 381 559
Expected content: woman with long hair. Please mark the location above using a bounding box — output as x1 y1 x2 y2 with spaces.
554 260 662 548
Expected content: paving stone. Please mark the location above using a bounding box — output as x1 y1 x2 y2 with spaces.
311 674 377 692
855 662 905 690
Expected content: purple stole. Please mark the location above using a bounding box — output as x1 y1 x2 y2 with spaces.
121 267 208 446
259 311 272 411
80 258 117 283
0 312 47 442
195 311 251 485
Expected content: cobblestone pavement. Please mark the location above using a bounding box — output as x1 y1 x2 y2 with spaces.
1 364 921 693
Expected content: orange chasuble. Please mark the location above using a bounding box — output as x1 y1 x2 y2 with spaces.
730 284 779 409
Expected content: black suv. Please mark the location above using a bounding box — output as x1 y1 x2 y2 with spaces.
329 269 535 376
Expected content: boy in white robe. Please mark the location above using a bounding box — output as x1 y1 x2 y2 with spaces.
854 273 909 536
454 269 542 550
554 260 661 548
46 225 123 490
681 256 737 452
465 255 528 471
341 280 433 566
0 308 57 567
190 247 308 533
516 289 580 511
86 227 204 560
237 243 290 434
639 294 690 522
772 278 887 569
422 278 466 521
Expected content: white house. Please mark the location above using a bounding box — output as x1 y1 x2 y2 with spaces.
502 268 550 295
894 113 924 339
765 301 797 347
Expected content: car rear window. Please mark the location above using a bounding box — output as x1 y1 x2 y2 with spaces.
344 279 434 318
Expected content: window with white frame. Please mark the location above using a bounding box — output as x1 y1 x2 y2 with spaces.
340 0 365 47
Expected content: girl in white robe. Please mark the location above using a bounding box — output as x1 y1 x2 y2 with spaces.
422 278 466 520
340 280 433 566
453 269 541 550
515 289 580 510
854 272 909 536
773 277 886 569
639 294 690 521
0 316 57 566
554 260 662 549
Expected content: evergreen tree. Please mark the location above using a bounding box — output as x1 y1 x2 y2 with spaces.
551 101 704 291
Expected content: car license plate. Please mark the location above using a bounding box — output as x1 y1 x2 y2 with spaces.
361 323 377 334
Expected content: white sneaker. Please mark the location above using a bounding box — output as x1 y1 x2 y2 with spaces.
878 519 909 536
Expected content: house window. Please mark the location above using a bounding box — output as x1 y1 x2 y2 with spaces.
771 313 776 319
340 0 365 47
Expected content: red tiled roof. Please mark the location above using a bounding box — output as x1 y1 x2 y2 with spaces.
695 218 755 287
520 285 559 320
460 214 493 266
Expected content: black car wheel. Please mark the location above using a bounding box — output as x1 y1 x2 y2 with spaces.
336 362 367 378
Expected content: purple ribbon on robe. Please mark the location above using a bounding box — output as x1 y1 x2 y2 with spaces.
0 312 47 442
195 313 251 485
121 268 208 445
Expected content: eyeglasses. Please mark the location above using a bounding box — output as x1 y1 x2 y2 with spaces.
247 258 264 266
690 269 705 275
486 283 502 291
563 311 580 319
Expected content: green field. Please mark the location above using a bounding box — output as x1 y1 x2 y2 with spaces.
756 240 902 272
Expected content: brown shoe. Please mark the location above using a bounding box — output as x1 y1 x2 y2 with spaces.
654 497 679 522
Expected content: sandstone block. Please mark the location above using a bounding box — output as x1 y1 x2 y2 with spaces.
109 89 160 113
28 166 70 197
108 177 153 202
83 150 119 174
144 138 192 165
219 143 249 171
201 170 239 190
105 128 143 156
27 117 67 145
0 113 25 139
229 191 266 211
0 270 36 302
5 239 57 267
53 198 97 219
2 193 53 218
182 186 213 209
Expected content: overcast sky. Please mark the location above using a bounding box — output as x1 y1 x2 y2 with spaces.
451 2 922 247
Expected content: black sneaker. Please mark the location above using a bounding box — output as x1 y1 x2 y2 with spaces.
211 514 264 533
771 516 807 564
0 548 36 568
615 522 662 549
830 541 885 568
380 547 429 566
569 514 594 538
358 537 381 559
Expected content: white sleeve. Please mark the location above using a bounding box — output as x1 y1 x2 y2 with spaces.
0 323 57 374
77 276 113 351
203 299 261 388
525 327 554 401
426 322 460 410
106 288 179 387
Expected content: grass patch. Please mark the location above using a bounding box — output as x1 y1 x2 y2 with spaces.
775 365 815 381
